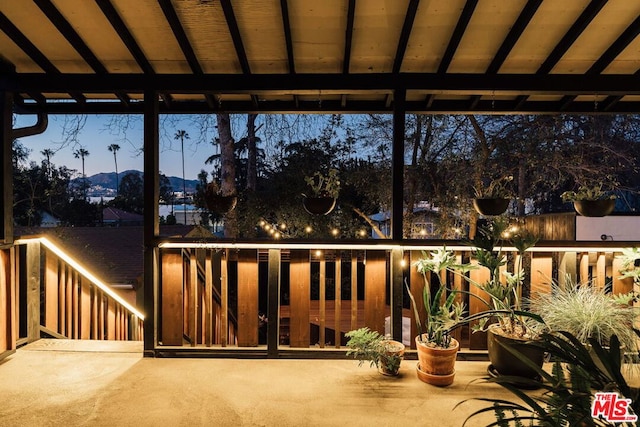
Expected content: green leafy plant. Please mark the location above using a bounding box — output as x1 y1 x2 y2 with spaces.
474 175 514 199
456 331 640 426
303 169 340 198
561 183 616 202
530 279 639 358
345 327 404 374
407 248 468 348
618 247 640 288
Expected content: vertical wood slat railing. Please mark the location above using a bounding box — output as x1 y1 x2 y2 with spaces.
157 242 637 356
13 238 143 345
0 244 16 360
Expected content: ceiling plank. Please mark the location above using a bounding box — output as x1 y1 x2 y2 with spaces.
0 10 85 104
437 0 478 74
33 0 129 106
514 0 608 109
280 0 295 74
392 0 420 74
95 0 154 75
343 0 356 74
559 13 640 110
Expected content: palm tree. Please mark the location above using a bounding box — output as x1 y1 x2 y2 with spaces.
73 147 89 177
174 130 189 224
107 144 120 195
73 147 90 200
41 148 54 180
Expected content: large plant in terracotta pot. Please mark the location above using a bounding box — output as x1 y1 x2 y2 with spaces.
302 169 340 215
345 327 405 376
408 248 468 386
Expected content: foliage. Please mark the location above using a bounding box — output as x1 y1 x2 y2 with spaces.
109 172 144 214
303 168 340 198
459 218 542 338
561 183 617 202
345 327 403 374
456 331 640 426
617 247 640 285
407 248 467 348
474 175 515 199
530 280 639 356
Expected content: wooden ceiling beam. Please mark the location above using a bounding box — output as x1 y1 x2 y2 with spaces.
280 0 295 74
437 0 478 74
343 0 356 74
392 0 419 74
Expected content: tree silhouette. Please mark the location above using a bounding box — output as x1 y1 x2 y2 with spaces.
174 129 190 224
41 148 54 180
107 144 120 195
73 147 90 200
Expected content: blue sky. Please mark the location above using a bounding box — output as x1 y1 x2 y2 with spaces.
13 114 222 181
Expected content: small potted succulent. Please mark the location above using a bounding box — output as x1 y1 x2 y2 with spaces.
345 327 405 376
302 169 340 215
204 180 237 214
561 182 616 217
472 175 514 216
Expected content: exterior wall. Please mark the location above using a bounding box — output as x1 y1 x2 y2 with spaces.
576 216 640 241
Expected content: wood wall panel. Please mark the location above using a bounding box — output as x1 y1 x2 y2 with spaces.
289 250 310 348
530 253 553 297
161 250 183 345
468 259 490 350
364 251 386 335
237 249 259 347
44 253 58 332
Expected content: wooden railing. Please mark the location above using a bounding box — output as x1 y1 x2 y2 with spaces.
155 241 636 357
0 243 16 360
13 237 144 346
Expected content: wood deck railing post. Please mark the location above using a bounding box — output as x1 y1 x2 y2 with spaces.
390 248 404 343
267 249 280 358
24 241 41 343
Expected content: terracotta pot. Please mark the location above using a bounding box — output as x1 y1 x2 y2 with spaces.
415 336 459 386
302 196 336 215
378 340 405 376
473 198 510 216
573 199 615 217
487 325 544 379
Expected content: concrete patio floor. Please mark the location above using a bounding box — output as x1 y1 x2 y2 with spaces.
0 340 524 427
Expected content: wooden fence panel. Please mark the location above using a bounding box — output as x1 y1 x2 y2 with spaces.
530 253 553 297
0 249 14 355
469 259 490 350
364 251 386 335
237 249 259 347
289 250 310 348
334 255 341 348
44 254 58 332
204 252 213 346
161 250 183 345
409 251 426 349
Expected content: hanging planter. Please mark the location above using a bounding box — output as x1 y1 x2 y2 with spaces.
473 198 510 216
572 199 615 217
204 182 237 214
302 196 336 215
302 169 340 215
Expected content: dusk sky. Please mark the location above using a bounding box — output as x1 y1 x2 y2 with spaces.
14 114 223 181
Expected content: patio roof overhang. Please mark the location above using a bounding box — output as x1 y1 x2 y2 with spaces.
0 0 639 115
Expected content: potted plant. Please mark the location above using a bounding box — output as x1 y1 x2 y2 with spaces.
302 169 340 215
530 278 639 364
472 175 514 216
407 248 468 386
345 327 405 376
561 183 616 217
204 180 237 214
455 218 544 380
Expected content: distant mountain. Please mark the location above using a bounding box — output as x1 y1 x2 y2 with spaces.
77 170 199 193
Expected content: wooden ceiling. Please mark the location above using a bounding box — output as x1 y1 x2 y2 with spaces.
1 0 640 114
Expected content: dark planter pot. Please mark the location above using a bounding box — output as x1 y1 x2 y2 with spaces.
302 196 336 215
573 199 615 217
204 184 237 214
487 326 544 383
473 198 510 216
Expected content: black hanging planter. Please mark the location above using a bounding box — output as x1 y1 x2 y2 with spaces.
302 196 336 215
573 199 615 217
473 198 510 216
204 183 237 214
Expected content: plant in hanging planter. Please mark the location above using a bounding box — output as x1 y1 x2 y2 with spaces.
345 327 405 376
302 169 340 215
561 182 616 217
407 247 469 386
472 175 514 216
204 180 237 214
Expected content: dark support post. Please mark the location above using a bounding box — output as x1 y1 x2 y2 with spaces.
1 90 13 244
143 89 160 356
391 88 406 241
267 249 280 358
390 248 404 342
